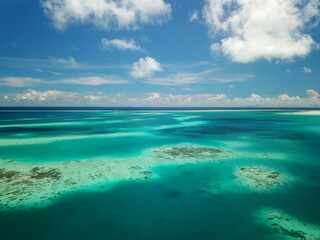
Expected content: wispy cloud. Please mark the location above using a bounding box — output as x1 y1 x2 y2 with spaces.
144 71 254 86
49 56 81 68
0 76 129 87
144 72 205 86
302 67 312 73
35 68 63 75
101 38 143 52
189 11 199 22
0 56 128 71
0 77 45 87
207 74 255 83
56 76 129 86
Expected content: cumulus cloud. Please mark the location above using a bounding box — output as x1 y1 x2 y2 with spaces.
250 94 263 100
306 89 319 98
302 67 312 73
0 77 45 87
130 57 162 78
41 0 171 30
138 93 228 105
207 94 227 101
2 89 122 106
143 93 161 101
203 0 319 63
14 89 80 102
101 38 142 51
277 94 300 100
2 89 320 107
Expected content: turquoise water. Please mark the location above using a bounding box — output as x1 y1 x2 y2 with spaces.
0 110 320 239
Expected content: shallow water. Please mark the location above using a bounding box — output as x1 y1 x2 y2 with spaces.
0 110 319 240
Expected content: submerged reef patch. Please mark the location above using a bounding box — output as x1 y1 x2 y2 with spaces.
257 208 320 239
149 145 228 160
235 166 291 192
0 144 276 211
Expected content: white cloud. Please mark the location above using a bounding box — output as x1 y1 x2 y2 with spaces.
130 57 162 78
50 56 81 68
302 67 312 73
181 88 197 91
210 43 222 56
49 71 63 75
203 0 319 63
143 92 161 101
56 76 128 85
208 74 254 83
250 94 262 100
145 72 202 86
0 76 128 87
2 89 320 107
306 89 319 98
0 77 44 87
42 0 171 30
1 89 133 106
14 89 80 102
140 93 228 105
144 71 253 86
101 38 142 51
0 56 129 71
277 94 300 100
4 89 118 105
207 94 227 101
189 11 199 22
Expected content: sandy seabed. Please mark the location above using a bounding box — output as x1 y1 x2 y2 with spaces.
235 165 291 192
0 144 275 211
257 208 320 240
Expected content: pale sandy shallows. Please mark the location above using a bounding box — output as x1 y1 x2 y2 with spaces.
235 166 291 192
279 111 320 115
0 144 274 211
257 208 320 240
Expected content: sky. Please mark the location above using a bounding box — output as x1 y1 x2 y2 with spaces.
0 0 319 107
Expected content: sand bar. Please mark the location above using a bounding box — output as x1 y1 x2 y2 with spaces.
278 111 320 115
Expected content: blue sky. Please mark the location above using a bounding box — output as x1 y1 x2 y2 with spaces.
0 0 319 107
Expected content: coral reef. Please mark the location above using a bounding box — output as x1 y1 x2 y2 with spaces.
258 208 320 239
235 166 290 192
0 144 273 210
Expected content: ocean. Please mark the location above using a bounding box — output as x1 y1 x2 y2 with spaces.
0 108 319 240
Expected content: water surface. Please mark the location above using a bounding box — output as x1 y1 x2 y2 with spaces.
0 110 319 240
